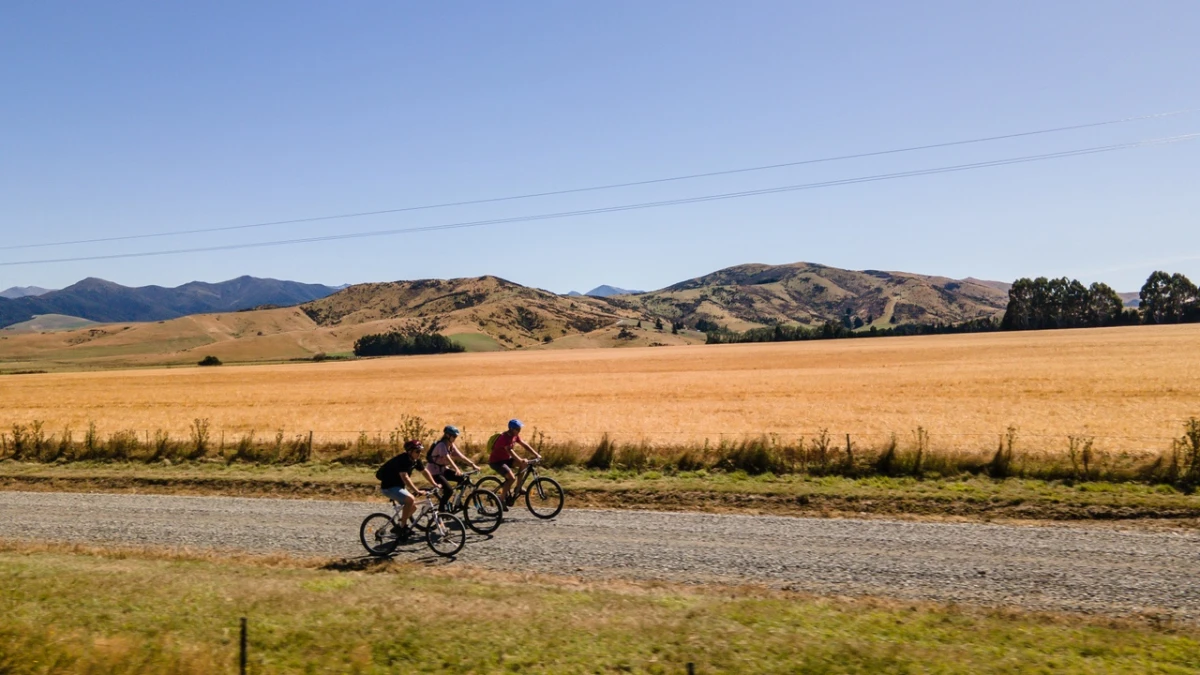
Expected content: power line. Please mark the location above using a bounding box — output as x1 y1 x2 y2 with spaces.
1 133 1195 267
3 108 1197 252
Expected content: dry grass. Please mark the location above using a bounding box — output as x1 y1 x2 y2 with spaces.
2 539 1198 674
1 325 1198 459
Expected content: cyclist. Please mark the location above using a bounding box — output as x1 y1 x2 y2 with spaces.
488 419 541 507
427 425 480 509
375 439 437 539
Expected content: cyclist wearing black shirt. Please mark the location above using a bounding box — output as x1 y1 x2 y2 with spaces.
376 439 437 537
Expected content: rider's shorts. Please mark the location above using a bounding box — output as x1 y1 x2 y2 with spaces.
381 486 413 503
489 458 516 475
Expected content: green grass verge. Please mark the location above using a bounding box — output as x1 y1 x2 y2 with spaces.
1 546 1197 674
3 461 1200 522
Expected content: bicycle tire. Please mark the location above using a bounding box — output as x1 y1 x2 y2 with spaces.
475 475 503 494
525 477 564 519
425 512 466 557
359 513 400 557
461 488 504 535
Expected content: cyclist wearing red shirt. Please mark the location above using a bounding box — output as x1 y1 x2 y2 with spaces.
488 419 541 507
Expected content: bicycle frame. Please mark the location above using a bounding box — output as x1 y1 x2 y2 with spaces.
441 469 482 512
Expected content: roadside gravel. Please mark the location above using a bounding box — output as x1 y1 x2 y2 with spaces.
2 491 1198 622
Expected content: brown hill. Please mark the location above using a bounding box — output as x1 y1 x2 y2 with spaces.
298 275 635 349
610 262 1008 331
0 264 1011 371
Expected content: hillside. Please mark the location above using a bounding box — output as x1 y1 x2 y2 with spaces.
299 275 639 349
0 276 339 329
605 262 1009 332
0 263 1018 371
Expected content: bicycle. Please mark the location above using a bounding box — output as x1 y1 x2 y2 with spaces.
359 490 467 558
477 458 564 519
435 469 504 535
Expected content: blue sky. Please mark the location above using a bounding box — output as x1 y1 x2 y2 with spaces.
2 1 1197 294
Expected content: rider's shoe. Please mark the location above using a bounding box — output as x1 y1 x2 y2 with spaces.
391 524 412 540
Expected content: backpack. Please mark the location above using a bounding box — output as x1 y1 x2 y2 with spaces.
485 433 501 458
426 443 437 465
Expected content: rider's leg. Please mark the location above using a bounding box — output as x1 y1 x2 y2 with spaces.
400 494 416 527
434 474 452 509
510 457 529 499
499 465 516 504
444 471 464 507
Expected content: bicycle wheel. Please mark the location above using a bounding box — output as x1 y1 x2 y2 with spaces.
425 512 466 557
461 488 503 535
525 477 564 519
359 513 400 556
475 476 503 494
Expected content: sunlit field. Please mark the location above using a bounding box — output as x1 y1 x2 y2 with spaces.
1 325 1198 457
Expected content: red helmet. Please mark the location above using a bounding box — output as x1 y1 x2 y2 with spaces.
403 439 423 452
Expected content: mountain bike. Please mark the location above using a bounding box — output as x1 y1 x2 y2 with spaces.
477 458 564 519
435 469 504 535
359 490 467 558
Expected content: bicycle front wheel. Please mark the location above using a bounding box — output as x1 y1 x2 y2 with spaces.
461 488 503 534
359 513 400 557
425 512 466 557
525 477 564 519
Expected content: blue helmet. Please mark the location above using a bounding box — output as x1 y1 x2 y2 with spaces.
508 419 524 431
443 425 460 437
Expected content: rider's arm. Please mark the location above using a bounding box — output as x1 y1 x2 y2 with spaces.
450 444 479 470
401 471 422 494
419 466 437 488
518 438 541 459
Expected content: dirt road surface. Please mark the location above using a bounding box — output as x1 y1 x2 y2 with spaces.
3 491 1198 621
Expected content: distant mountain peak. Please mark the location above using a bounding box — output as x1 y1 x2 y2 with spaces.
584 285 643 297
0 285 53 299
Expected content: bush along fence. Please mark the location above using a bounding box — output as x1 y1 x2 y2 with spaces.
2 416 1200 491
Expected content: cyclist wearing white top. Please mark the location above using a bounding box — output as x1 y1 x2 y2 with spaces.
427 425 479 508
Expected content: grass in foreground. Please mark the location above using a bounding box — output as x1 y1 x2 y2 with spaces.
1 542 1198 674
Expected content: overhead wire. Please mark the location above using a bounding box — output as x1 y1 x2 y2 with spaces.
1 132 1196 267
2 108 1197 252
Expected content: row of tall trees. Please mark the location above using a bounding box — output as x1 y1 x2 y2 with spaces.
1139 271 1200 324
1001 271 1198 331
999 278 1129 330
705 317 999 345
353 331 465 357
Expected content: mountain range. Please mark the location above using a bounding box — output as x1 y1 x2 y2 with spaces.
0 276 339 329
0 286 53 299
0 262 1018 370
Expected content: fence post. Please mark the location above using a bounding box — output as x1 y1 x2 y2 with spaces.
239 617 247 674
687 663 695 675
306 431 314 462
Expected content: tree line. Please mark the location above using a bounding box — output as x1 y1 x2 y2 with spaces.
353 331 465 357
1002 270 1198 330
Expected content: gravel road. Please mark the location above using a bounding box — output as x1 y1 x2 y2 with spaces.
3 491 1198 621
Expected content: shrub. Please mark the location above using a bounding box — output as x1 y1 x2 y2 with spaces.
587 434 616 470
198 355 222 366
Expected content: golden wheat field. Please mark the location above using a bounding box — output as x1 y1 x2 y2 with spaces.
1 324 1198 455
